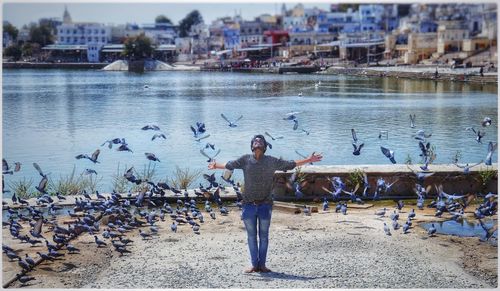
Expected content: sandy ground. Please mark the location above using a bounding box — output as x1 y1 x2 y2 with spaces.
3 201 497 289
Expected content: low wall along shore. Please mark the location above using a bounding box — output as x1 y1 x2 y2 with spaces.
3 164 497 210
273 163 498 200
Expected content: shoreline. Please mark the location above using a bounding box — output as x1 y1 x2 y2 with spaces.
3 61 497 83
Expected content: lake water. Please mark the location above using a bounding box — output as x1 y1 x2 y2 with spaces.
2 69 498 194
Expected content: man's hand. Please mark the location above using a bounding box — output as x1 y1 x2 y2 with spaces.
308 152 323 163
208 160 216 170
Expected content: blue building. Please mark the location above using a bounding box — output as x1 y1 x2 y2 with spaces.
223 27 240 49
359 4 385 32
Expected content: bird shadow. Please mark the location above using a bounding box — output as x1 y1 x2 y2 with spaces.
39 267 54 272
59 262 78 272
257 271 334 281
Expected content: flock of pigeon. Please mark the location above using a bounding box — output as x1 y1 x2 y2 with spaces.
2 173 243 286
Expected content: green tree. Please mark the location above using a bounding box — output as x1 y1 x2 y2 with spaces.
29 23 53 46
4 22 19 40
178 10 203 37
21 42 41 57
155 15 172 24
4 44 22 61
123 33 154 60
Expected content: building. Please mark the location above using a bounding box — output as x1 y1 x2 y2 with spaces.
316 8 360 34
358 4 385 32
437 20 469 54
239 21 264 47
55 7 111 62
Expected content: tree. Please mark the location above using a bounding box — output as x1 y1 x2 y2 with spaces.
4 44 22 61
178 10 203 37
123 33 154 60
155 15 172 24
4 22 19 41
29 23 53 46
22 42 41 57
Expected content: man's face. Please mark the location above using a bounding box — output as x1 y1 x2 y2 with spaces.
252 137 265 151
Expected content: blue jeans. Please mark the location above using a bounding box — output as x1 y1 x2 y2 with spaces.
241 203 272 268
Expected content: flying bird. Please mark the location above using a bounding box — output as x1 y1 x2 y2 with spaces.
485 141 497 166
145 152 160 162
75 149 100 163
409 114 416 128
142 124 160 131
151 133 167 141
265 131 284 141
221 113 243 127
101 138 126 149
380 146 396 164
466 127 485 143
83 169 97 175
352 143 364 156
200 148 221 163
482 117 492 127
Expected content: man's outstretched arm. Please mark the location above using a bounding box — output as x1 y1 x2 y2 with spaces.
294 152 323 167
208 160 226 170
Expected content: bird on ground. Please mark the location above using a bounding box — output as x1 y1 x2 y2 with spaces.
221 113 243 127
407 209 416 220
466 127 486 143
171 222 177 233
200 148 221 163
75 149 100 163
380 146 396 164
395 200 404 210
340 203 347 215
482 117 492 127
389 210 399 221
37 252 54 261
145 152 160 162
151 133 167 141
485 141 497 166
427 223 437 237
322 199 329 211
265 131 284 140
383 223 391 236
18 258 32 271
402 222 410 234
409 114 416 128
303 205 311 216
30 218 44 239
375 208 386 217
94 236 107 247
392 219 400 230
142 124 160 131
139 230 152 240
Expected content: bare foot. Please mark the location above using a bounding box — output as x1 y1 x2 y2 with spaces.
244 267 259 273
259 266 272 273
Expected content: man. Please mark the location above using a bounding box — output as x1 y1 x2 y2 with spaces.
208 134 322 273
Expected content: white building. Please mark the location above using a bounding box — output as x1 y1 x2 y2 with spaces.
55 7 111 62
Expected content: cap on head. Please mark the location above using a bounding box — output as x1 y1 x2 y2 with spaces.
251 134 267 153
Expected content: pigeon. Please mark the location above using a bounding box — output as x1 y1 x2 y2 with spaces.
32 162 46 177
340 203 347 215
375 208 386 217
75 149 100 163
454 161 482 174
151 133 167 141
101 138 126 149
402 222 410 234
94 236 107 247
221 113 243 127
117 144 133 152
145 152 160 162
485 141 497 166
303 205 311 216
392 219 400 230
407 209 416 220
283 111 300 121
295 150 313 165
292 119 299 130
383 222 391 236
2 159 20 175
352 143 364 156
466 127 485 143
200 148 221 163
84 169 97 175
142 124 160 131
351 128 358 143
427 223 437 237
482 117 492 127
265 131 284 141
409 114 416 128
205 143 216 150
380 146 396 164
419 141 431 158
478 219 498 241
171 222 177 233
413 130 432 141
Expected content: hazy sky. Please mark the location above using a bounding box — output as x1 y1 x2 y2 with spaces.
3 1 332 28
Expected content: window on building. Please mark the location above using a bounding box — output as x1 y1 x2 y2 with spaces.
101 29 105 34
73 29 77 34
88 37 92 41
102 37 106 42
60 37 64 42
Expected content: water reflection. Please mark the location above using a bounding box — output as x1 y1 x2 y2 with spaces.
421 219 498 239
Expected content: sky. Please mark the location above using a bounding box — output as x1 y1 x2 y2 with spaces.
3 1 333 28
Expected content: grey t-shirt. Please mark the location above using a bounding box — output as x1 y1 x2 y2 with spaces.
225 154 296 204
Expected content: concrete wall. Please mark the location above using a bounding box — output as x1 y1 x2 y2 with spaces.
272 164 498 200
